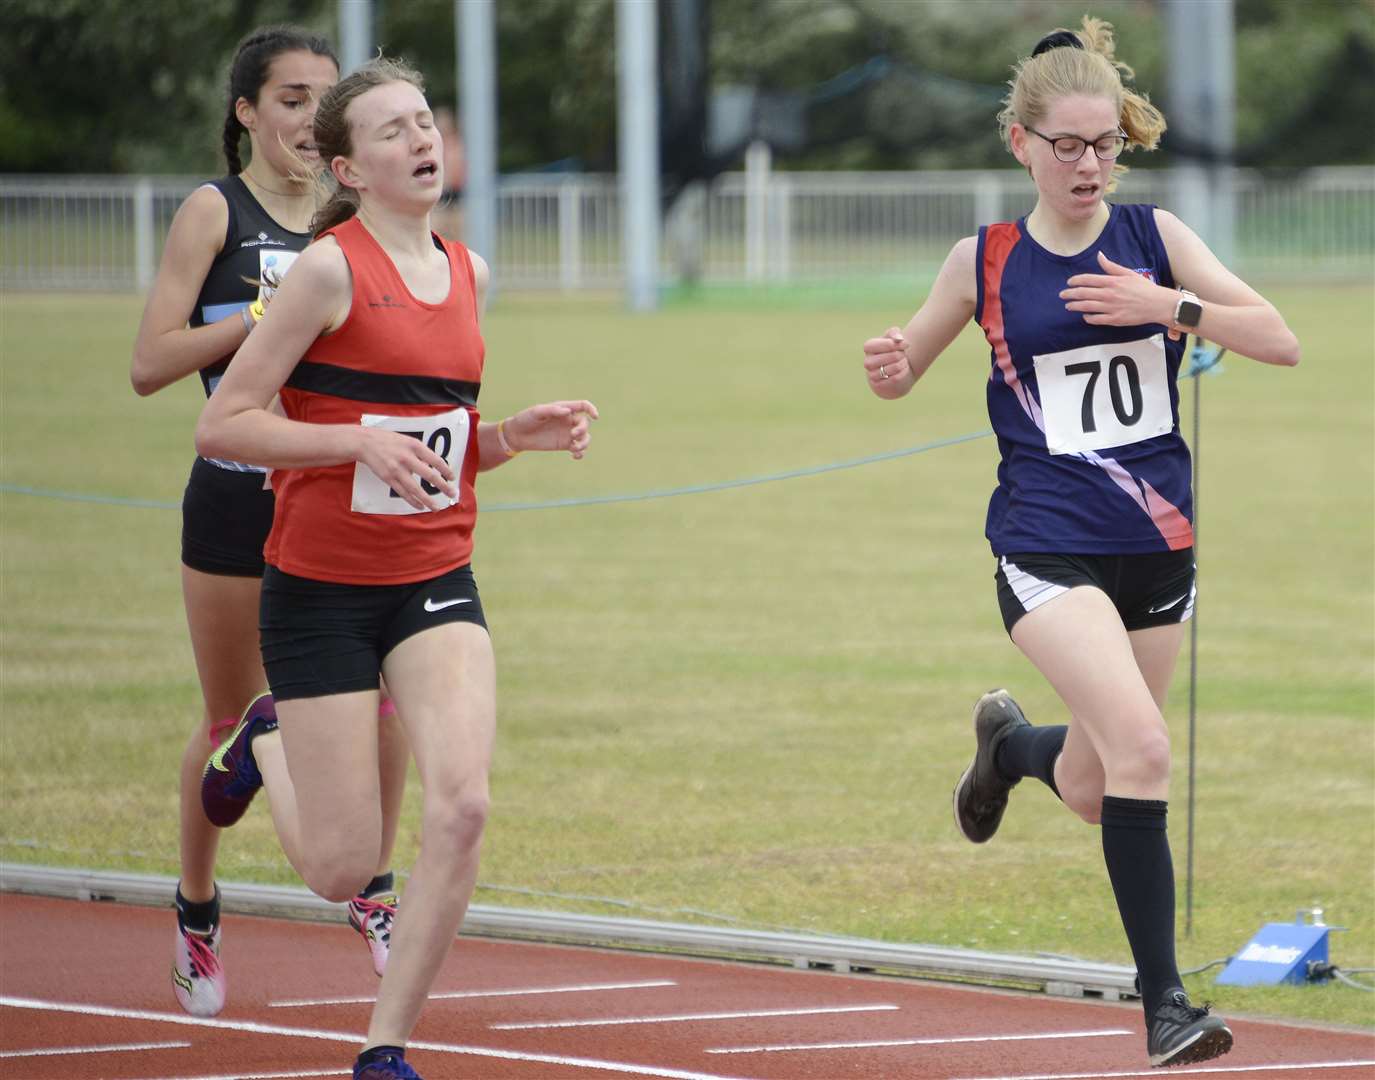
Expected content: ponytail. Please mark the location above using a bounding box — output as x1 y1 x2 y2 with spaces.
999 15 1166 189
221 112 245 174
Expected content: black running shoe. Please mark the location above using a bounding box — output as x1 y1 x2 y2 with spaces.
952 689 1029 843
1147 988 1233 1067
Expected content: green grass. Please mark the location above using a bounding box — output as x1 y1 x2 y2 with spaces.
1 285 1371 1028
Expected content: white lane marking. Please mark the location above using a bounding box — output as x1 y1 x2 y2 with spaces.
493 1002 899 1030
271 978 676 1008
127 1072 347 1080
0 1040 190 1059
0 996 753 1080
949 1060 1375 1080
707 1027 1135 1053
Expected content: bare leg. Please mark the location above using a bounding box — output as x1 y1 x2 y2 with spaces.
366 622 495 1048
376 688 410 877
261 690 385 901
179 566 269 900
1013 587 1174 816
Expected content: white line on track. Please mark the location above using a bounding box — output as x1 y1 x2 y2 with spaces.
492 1002 900 1030
0 996 754 1080
271 978 676 1008
948 1060 1375 1080
127 1072 348 1080
0 1040 190 1059
706 1027 1136 1053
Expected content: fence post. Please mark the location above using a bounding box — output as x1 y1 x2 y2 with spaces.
973 173 1000 227
769 173 791 282
559 180 582 292
133 179 155 292
745 140 771 282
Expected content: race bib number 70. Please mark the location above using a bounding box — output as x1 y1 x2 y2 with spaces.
350 407 469 515
1034 334 1172 456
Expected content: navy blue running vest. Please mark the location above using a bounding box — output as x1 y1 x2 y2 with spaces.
975 203 1194 555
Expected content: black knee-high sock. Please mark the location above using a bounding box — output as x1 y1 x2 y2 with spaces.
995 725 1067 797
1100 795 1182 1017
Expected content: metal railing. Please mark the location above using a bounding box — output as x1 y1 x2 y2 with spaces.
2 166 1371 292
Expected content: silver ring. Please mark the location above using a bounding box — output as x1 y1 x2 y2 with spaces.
879 363 889 380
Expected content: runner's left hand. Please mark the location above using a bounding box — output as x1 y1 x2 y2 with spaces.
505 400 599 459
1061 251 1182 340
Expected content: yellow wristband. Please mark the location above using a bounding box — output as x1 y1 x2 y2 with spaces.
249 299 266 322
497 419 520 458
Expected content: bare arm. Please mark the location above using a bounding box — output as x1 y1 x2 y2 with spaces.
195 239 456 511
130 186 253 396
1155 210 1299 366
860 236 978 399
1058 210 1299 367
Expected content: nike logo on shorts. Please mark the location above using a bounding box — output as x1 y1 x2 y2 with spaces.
424 597 473 612
1147 593 1188 614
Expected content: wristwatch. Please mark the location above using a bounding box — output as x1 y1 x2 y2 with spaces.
1173 288 1203 329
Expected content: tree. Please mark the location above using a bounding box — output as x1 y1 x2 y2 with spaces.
0 0 1367 175
0 0 330 173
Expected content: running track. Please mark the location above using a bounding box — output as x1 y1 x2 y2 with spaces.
1 894 1371 1079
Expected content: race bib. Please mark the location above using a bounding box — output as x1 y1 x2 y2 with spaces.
350 407 469 515
258 249 299 301
1034 335 1172 456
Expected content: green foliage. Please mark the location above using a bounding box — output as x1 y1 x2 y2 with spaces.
1 0 1370 175
0 0 332 173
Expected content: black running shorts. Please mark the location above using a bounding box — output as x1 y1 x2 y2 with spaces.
259 563 488 701
994 549 1195 636
181 457 275 577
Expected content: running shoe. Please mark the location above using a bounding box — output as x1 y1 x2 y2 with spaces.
201 691 277 827
171 921 225 1017
1146 987 1233 1067
354 1050 423 1079
348 890 398 977
952 688 1030 843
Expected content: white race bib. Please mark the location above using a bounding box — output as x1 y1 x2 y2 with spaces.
350 407 469 515
259 249 299 301
1034 334 1172 456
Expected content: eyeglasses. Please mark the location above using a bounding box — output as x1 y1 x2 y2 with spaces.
1025 127 1128 163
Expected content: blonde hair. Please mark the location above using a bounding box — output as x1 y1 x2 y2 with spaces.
310 57 428 237
997 16 1166 191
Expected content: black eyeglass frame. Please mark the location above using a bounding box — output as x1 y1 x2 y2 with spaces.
1024 126 1128 163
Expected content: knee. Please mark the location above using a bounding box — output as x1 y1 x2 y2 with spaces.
1063 786 1104 825
303 856 375 904
424 786 490 854
1107 726 1172 790
299 833 380 902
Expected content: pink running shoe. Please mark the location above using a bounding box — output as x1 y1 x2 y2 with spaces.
348 891 398 977
172 921 225 1017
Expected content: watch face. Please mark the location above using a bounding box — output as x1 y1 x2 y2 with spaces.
1177 299 1203 328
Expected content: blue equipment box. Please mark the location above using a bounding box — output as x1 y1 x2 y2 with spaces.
1216 913 1331 986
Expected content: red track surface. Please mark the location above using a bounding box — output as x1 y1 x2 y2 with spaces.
1 893 1371 1080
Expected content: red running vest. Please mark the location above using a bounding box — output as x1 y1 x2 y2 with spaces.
264 217 485 584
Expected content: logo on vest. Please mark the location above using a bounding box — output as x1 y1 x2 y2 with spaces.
239 230 287 249
1132 267 1157 283
368 293 408 309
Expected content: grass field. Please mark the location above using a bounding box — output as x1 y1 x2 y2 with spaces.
1 284 1371 1028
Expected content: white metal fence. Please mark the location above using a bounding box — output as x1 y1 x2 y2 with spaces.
2 166 1371 293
